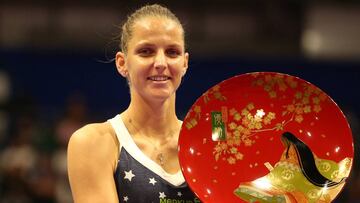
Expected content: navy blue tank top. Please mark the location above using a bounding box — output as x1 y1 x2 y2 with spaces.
109 115 200 203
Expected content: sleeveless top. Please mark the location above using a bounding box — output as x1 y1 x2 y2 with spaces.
108 115 201 203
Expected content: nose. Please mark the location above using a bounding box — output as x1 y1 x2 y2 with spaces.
154 50 167 71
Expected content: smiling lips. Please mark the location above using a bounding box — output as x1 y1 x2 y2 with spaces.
147 75 171 81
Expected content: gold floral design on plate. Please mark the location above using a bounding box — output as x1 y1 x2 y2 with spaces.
185 105 202 130
212 73 329 165
213 104 277 164
203 85 227 104
185 85 226 130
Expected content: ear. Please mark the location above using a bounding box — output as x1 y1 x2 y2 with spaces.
182 52 189 76
115 51 128 77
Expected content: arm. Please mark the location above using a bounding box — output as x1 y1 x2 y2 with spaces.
67 123 119 203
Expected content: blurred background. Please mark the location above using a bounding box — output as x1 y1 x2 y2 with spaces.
0 0 359 202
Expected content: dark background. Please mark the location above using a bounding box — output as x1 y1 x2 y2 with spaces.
0 0 359 202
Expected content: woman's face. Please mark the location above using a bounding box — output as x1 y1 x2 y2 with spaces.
117 16 189 102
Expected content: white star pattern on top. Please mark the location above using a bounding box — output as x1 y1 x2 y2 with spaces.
177 191 182 197
124 170 135 181
149 177 157 185
123 196 129 202
159 192 166 199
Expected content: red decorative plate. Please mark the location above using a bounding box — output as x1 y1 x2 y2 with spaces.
178 72 353 203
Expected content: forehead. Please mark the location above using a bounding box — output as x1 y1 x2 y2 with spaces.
130 16 184 45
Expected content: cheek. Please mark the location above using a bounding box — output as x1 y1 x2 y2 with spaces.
127 62 148 78
169 59 186 76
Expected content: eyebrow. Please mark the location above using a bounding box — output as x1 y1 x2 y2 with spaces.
135 41 183 49
135 42 154 47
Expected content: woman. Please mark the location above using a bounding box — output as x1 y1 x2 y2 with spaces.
234 132 351 203
67 4 200 203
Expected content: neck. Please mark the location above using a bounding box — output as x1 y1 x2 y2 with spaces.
123 92 180 138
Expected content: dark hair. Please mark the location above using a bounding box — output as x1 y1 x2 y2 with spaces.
282 132 345 187
120 4 184 54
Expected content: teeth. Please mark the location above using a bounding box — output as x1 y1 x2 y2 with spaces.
149 76 169 81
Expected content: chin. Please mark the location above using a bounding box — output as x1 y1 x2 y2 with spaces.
152 93 174 100
149 89 176 100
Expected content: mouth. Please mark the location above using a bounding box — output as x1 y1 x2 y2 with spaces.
147 75 171 81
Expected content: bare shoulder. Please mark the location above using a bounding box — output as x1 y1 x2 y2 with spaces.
68 122 119 170
72 122 113 138
68 122 119 202
70 122 118 149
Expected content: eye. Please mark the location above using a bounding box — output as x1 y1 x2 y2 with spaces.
137 48 154 57
166 48 181 58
